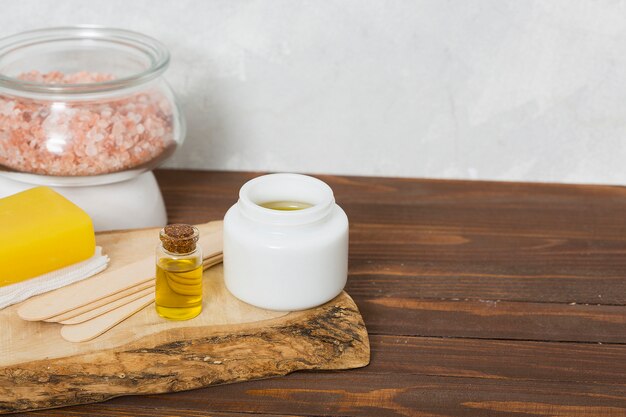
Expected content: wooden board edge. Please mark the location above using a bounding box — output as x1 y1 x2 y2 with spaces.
0 291 369 414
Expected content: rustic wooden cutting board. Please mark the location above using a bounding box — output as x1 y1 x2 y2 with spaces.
0 221 370 414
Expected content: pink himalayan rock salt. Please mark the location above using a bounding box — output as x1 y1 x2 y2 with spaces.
0 71 175 176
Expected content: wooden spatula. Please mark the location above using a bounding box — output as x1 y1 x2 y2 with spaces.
203 253 223 269
60 255 224 342
61 293 156 342
46 254 223 324
56 254 222 325
18 230 222 321
58 286 155 325
44 280 155 323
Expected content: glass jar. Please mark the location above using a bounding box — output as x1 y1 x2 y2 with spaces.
156 224 203 320
0 26 185 186
223 173 349 311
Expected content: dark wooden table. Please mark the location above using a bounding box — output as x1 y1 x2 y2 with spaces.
20 169 626 416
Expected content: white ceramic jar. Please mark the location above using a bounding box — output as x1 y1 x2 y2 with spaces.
223 173 349 311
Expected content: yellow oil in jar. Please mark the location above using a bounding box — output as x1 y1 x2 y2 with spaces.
259 201 313 211
155 258 203 320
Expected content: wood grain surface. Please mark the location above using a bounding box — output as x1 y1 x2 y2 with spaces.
12 169 626 416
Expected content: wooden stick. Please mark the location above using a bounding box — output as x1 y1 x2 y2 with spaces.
203 254 223 269
60 294 155 343
44 281 155 323
61 257 224 343
18 231 222 321
44 254 222 324
58 286 155 325
17 258 155 321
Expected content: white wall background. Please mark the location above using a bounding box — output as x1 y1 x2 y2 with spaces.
2 0 626 184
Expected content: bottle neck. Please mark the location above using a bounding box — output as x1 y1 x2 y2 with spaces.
237 173 335 226
159 243 200 257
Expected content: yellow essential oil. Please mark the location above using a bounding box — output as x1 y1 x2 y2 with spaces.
155 224 203 321
259 201 312 211
155 258 203 320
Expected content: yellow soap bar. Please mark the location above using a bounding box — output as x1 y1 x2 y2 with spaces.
0 187 95 287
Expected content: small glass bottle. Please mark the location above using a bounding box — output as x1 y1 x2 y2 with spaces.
155 224 203 320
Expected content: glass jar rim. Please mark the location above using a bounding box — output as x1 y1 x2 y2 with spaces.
0 26 170 95
237 173 336 226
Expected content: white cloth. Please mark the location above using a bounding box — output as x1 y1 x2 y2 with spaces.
0 247 109 310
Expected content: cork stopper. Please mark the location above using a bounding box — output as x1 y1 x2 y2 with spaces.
159 224 199 254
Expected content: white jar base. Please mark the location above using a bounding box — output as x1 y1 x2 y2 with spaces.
224 205 348 311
